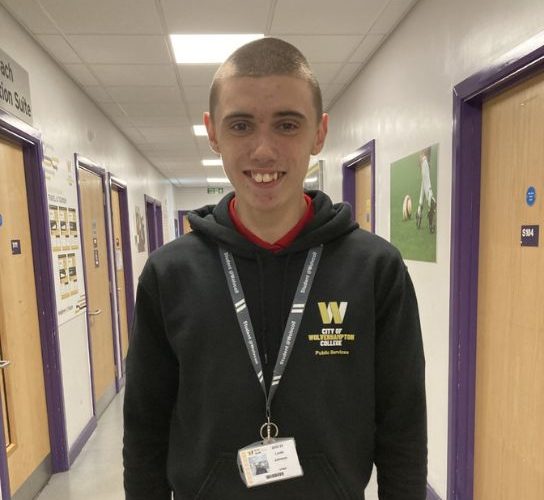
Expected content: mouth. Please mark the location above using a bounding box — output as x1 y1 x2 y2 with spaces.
244 170 285 184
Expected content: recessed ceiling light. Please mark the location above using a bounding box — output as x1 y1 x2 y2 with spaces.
170 34 264 64
193 125 208 136
202 158 223 167
207 177 231 184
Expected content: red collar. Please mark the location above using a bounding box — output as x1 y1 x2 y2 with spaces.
228 194 314 252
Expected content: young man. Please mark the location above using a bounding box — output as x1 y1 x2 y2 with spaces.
123 38 427 499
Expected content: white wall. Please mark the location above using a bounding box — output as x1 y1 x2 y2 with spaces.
319 0 544 496
176 186 233 211
0 6 176 449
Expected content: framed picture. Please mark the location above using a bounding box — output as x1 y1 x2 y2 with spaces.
390 144 438 262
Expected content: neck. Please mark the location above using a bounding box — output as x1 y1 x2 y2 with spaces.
235 197 307 243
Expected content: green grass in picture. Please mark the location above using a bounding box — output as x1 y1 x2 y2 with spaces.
390 144 438 262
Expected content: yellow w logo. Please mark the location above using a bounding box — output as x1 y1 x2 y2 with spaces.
318 302 348 324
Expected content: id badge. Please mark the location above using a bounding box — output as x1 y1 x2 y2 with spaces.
237 437 303 487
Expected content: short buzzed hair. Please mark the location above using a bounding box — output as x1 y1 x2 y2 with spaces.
209 37 323 121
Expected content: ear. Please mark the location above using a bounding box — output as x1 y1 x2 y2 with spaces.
203 112 220 154
311 113 329 155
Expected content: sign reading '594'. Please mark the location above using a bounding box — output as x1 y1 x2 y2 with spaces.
0 47 32 125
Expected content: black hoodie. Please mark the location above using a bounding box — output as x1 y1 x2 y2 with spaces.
123 191 427 500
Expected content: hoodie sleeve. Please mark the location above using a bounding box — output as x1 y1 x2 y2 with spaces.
374 251 427 499
123 261 179 500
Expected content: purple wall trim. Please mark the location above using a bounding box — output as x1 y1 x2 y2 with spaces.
110 178 135 348
0 113 70 481
178 210 190 235
144 194 163 252
341 139 376 232
68 416 97 465
448 34 544 500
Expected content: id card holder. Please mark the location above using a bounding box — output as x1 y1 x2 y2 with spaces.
237 437 303 488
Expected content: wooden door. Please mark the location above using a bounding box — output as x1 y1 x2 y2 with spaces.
0 137 50 494
182 214 192 234
111 188 129 363
474 71 544 499
78 168 116 408
355 160 372 231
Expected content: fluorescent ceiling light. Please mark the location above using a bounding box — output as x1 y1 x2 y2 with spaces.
207 177 231 184
304 177 318 183
170 34 264 64
193 125 208 136
202 158 223 167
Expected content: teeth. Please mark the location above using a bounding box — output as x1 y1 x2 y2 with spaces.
252 172 279 183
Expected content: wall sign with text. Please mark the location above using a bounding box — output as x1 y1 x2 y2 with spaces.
520 225 539 247
0 47 32 124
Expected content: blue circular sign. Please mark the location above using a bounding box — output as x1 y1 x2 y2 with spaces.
526 186 536 206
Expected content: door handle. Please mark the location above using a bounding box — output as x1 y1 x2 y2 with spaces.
88 309 102 316
0 360 10 369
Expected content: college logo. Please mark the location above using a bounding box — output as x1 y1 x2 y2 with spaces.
308 301 355 357
317 301 348 324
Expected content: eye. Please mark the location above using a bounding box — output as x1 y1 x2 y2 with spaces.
229 121 251 133
277 121 300 133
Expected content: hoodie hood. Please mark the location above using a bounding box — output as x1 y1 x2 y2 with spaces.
188 190 358 257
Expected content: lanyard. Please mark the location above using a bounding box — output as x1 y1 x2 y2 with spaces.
219 245 322 439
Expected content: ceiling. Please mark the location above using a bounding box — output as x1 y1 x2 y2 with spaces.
1 0 418 187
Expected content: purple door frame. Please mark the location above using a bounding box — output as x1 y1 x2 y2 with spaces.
448 33 544 500
178 210 190 235
341 139 376 232
109 176 135 372
0 112 69 495
144 195 163 253
75 156 121 409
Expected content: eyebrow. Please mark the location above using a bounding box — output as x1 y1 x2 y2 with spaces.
222 110 308 121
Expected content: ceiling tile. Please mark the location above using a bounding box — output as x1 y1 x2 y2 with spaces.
97 102 128 118
1 0 58 34
311 63 343 85
183 86 210 106
63 64 100 86
39 0 163 34
118 100 186 118
106 86 181 103
278 35 363 62
67 35 171 64
271 0 384 35
35 35 81 63
349 34 386 63
322 83 348 104
178 65 220 86
370 0 418 34
83 86 113 102
90 64 177 86
130 115 191 127
118 127 147 144
332 63 362 86
139 127 195 144
161 0 271 33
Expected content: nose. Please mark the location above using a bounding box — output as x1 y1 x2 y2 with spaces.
249 131 277 165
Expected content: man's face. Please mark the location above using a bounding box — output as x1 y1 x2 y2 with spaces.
204 75 328 215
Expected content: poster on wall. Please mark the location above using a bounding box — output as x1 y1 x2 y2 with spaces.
390 144 438 263
134 205 146 252
43 144 87 324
